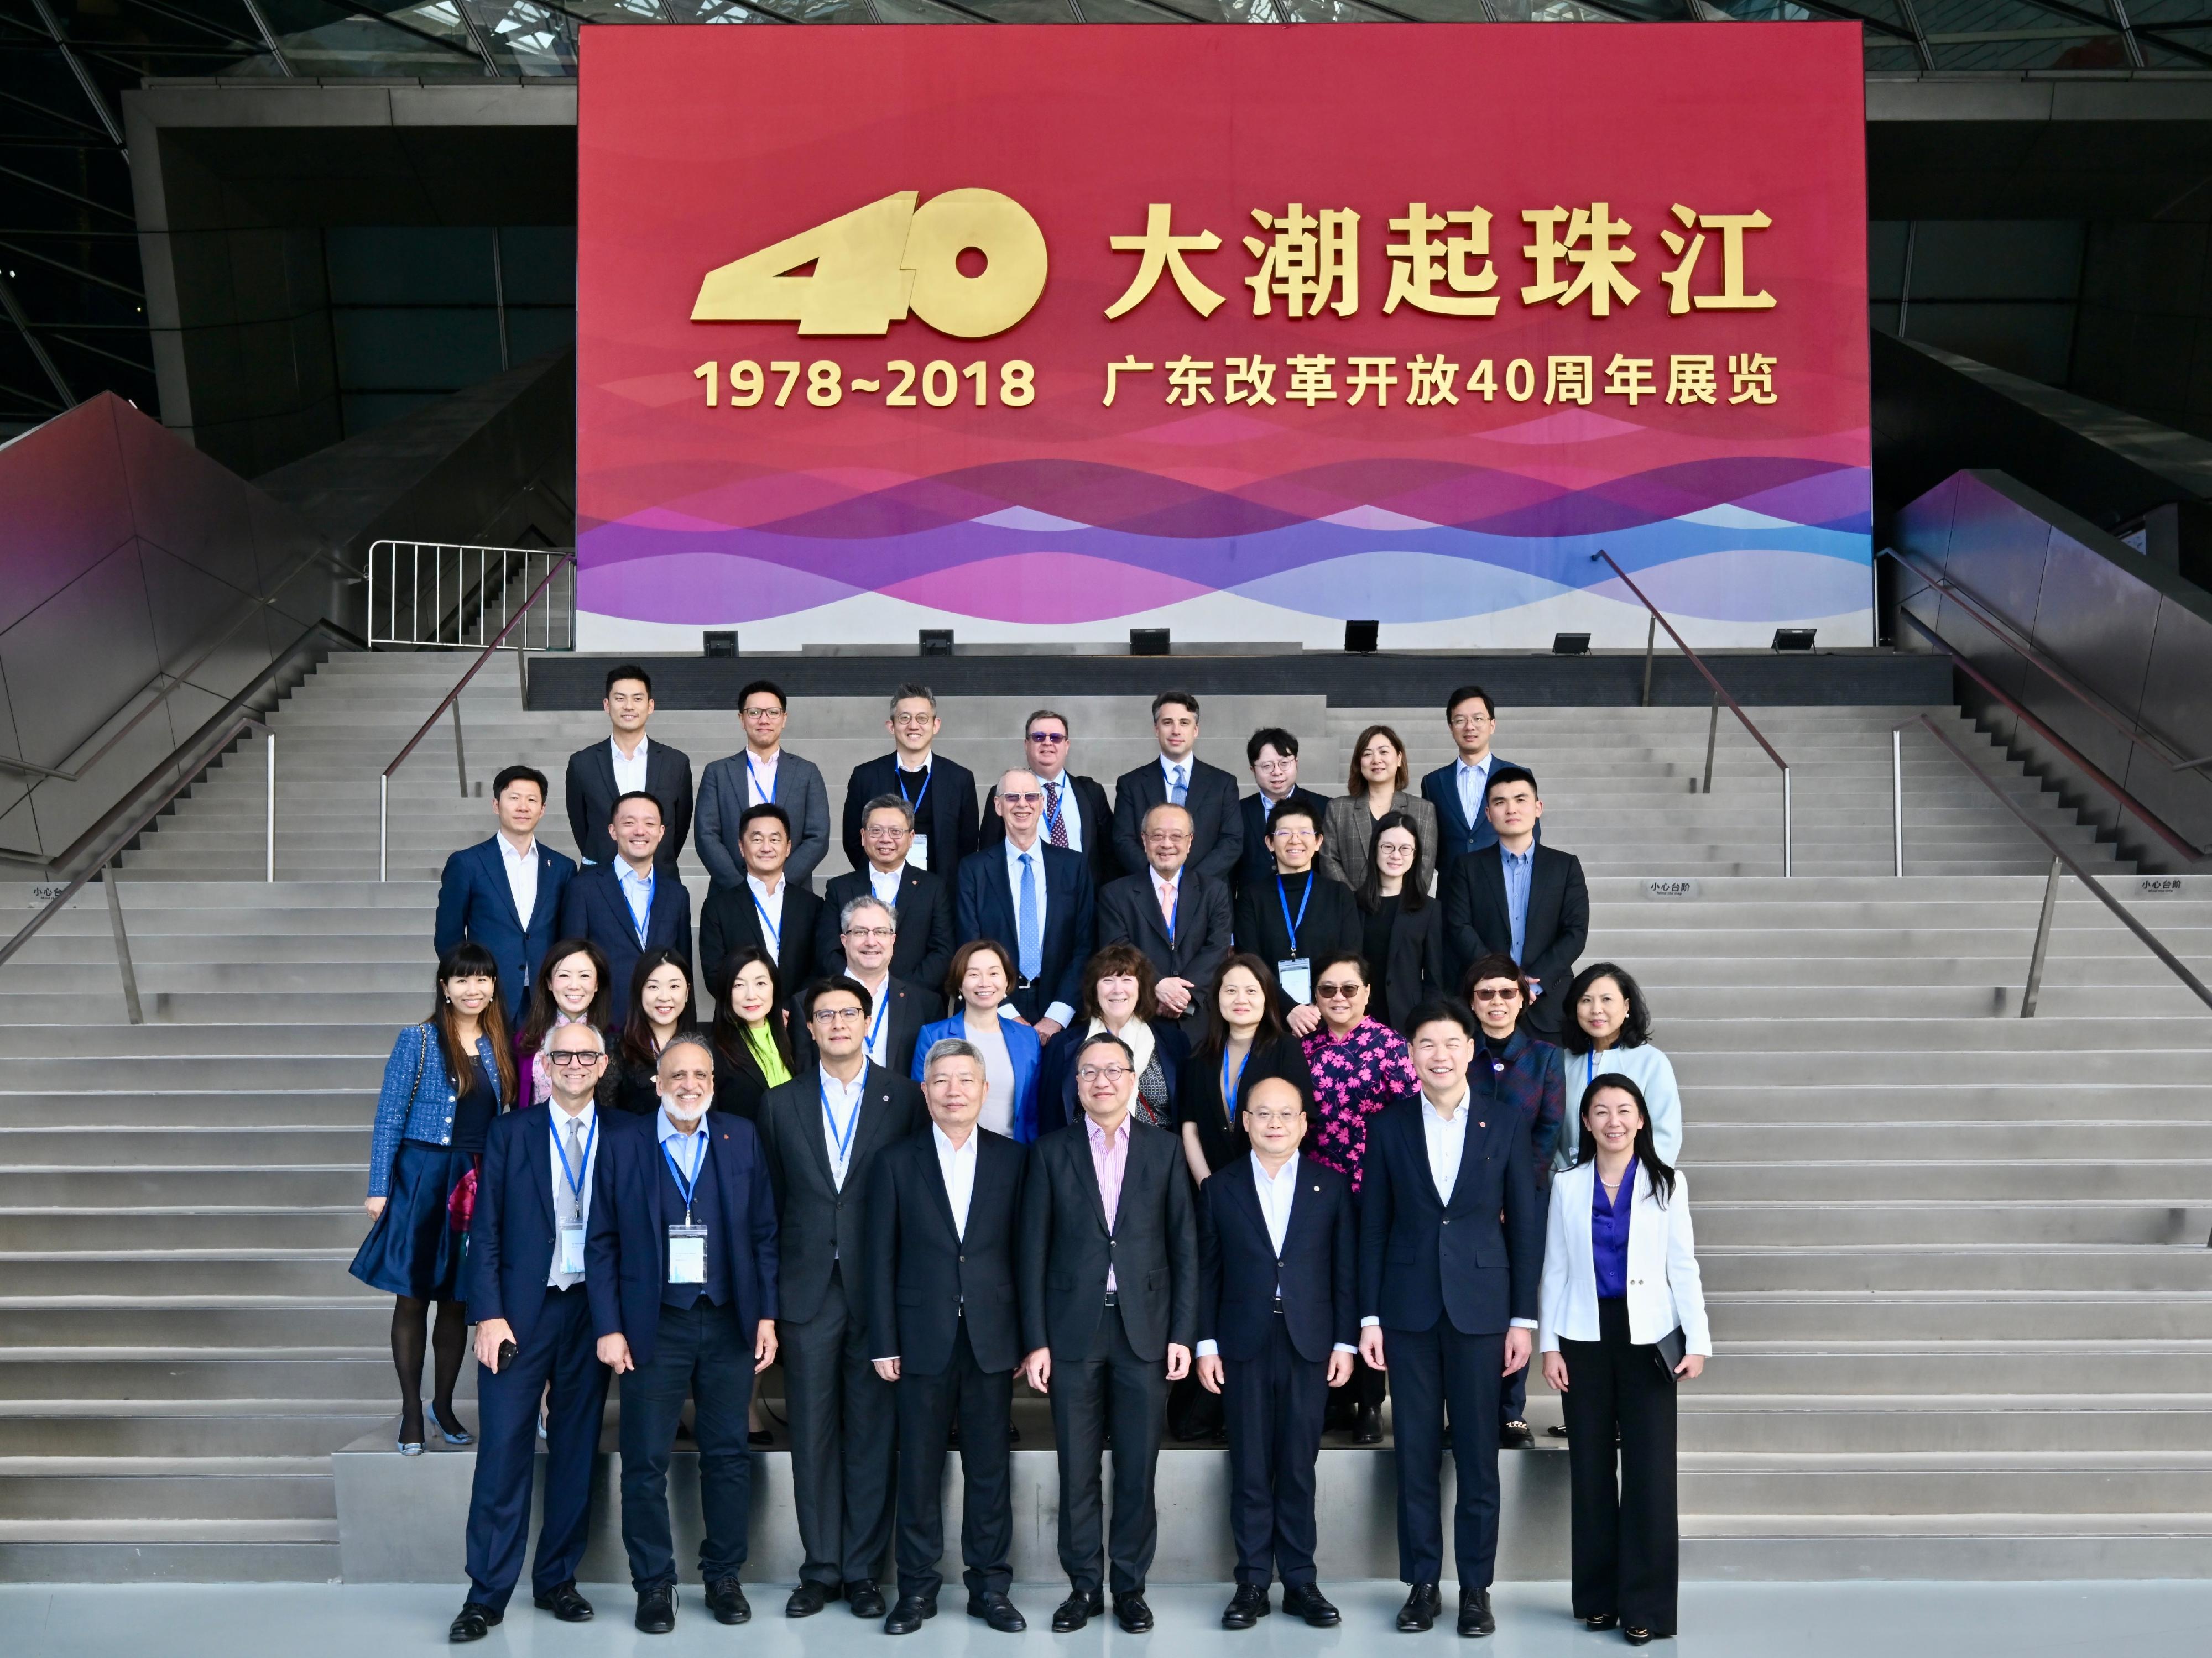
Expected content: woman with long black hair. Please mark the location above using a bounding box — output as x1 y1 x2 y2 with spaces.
607 946 696 1115
709 943 794 1120
1353 810 1446 1029
1539 1073 1710 1646
1177 953 1314 1185
513 937 611 1105
352 941 518 1454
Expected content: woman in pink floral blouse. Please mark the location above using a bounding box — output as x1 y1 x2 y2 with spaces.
1301 949 1418 1443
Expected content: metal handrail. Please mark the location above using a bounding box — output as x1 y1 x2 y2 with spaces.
379 552 574 881
1590 549 1793 876
1900 713 2212 1016
1893 605 2205 864
1880 547 2200 772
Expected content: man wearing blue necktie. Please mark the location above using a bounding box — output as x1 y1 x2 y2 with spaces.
957 770 1095 1043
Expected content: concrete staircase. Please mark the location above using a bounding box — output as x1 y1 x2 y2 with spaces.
0 649 2205 1581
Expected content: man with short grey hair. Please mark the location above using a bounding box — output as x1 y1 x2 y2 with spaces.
841 683 979 876
802 895 931 1074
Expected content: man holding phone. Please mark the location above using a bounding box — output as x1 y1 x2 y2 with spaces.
449 1023 614 1643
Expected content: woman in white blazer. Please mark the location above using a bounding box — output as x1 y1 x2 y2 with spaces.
1539 1073 1710 1646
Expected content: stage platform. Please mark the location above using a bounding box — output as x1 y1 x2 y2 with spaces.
526 648 1950 711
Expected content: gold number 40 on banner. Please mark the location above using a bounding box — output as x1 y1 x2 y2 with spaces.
692 189 1048 339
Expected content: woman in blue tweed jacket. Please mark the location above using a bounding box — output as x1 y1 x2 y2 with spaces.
351 941 517 1454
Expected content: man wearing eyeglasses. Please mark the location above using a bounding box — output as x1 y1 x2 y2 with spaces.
1418 686 1527 865
450 1023 614 1643
841 684 980 876
754 978 926 1623
1018 1031 1198 1635
816 796 956 1005
697 678 832 894
956 769 1096 1042
1097 803 1233 1029
801 896 932 1076
979 710 1117 891
1193 1076 1357 1631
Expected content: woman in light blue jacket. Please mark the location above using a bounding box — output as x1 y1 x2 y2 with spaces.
1554 962 1683 1168
351 942 516 1454
912 938 1040 1143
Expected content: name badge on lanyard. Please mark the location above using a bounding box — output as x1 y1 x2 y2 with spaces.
662 1137 708 1284
555 1115 597 1274
1276 874 1313 1004
900 768 932 869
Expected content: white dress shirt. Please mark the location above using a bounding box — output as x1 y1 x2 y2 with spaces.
746 747 780 807
1197 1152 1357 1358
1455 753 1495 828
1420 1086 1472 1202
819 1065 866 1193
615 860 656 944
867 862 905 906
547 1100 599 1288
498 833 540 927
854 970 894 1066
611 734 650 797
1003 835 1074 1028
747 871 787 961
1158 752 1192 800
933 1123 978 1239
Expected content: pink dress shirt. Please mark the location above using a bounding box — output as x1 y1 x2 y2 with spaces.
1085 1113 1129 1292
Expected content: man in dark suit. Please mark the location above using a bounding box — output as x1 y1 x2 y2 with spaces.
1233 798 1362 1037
698 803 821 1001
978 709 1117 891
587 1034 780 1634
1420 685 1527 865
956 770 1095 1039
815 795 955 998
1357 1001 1543 1639
1438 765 1588 1034
565 662 694 870
754 976 926 1622
1193 1075 1357 1631
555 791 693 1019
865 1037 1031 1636
1019 1031 1198 1634
435 764 576 1026
1097 802 1232 1027
696 678 832 893
841 684 979 877
802 896 932 1075
1111 690 1243 883
448 1021 613 1643
1237 727 1331 902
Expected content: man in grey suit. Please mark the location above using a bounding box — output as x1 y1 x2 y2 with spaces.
1096 803 1232 1027
696 679 832 893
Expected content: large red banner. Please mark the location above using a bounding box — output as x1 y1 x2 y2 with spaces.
578 23 1869 650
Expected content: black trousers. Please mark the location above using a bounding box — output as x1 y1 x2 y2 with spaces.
1050 1303 1168 1594
1220 1312 1328 1588
1385 1321 1505 1587
782 1263 898 1587
1561 1299 1679 1635
463 1284 609 1610
894 1317 1014 1601
618 1300 755 1591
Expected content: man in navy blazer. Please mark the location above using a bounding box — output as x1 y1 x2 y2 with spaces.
435 764 576 1026
1110 690 1243 882
841 684 979 877
1357 1000 1543 1639
449 1022 613 1643
587 1034 780 1634
556 791 695 1021
565 662 694 870
1194 1076 1357 1631
956 770 1095 1039
1420 685 1527 865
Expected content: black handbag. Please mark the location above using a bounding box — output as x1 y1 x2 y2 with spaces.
1653 1326 1686 1380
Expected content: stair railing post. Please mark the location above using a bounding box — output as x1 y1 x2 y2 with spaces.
1700 691 1720 795
379 773 389 883
265 731 275 883
1892 727 1905 877
103 870 144 1026
1781 765 1793 877
2020 855 2063 1018
1640 616 1656 709
452 699 468 798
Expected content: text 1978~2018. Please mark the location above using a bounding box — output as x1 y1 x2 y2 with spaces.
693 359 1035 409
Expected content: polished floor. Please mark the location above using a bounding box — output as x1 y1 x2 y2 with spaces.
6 1579 2208 1657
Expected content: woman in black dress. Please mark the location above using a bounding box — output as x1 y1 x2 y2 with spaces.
608 946 696 1115
1354 810 1446 1030
1177 953 1317 1184
709 944 795 1121
351 942 517 1453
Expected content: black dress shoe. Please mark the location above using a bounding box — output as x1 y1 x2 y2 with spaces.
533 1581 593 1622
968 1591 1026 1633
1623 1626 1656 1647
1051 1589 1104 1632
1113 1591 1154 1633
1354 1406 1384 1445
884 1594 936 1635
848 1579 886 1619
1397 1582 1441 1632
635 1585 676 1634
448 1602 502 1643
1283 1583 1341 1627
1457 1587 1495 1638
787 1580 837 1618
1221 1584 1270 1629
1582 1613 1619 1630
749 1428 774 1447
706 1577 752 1625
1498 1420 1535 1450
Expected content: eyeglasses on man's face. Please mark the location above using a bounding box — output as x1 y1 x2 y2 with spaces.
1245 1107 1303 1126
1077 1064 1132 1084
812 1005 867 1025
843 925 895 942
546 1050 603 1067
1027 730 1067 745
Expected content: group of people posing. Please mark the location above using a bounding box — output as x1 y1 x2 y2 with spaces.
362 670 1710 1646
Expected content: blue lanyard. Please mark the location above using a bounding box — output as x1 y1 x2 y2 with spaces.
821 1076 863 1165
745 753 776 804
1222 1047 1249 1128
1276 874 1313 955
750 885 781 955
1040 778 1066 839
553 1112 597 1202
897 765 932 817
626 868 656 946
865 992 890 1057
661 1132 703 1214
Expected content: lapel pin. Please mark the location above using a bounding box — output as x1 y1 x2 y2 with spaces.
1478 1121 1486 1129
